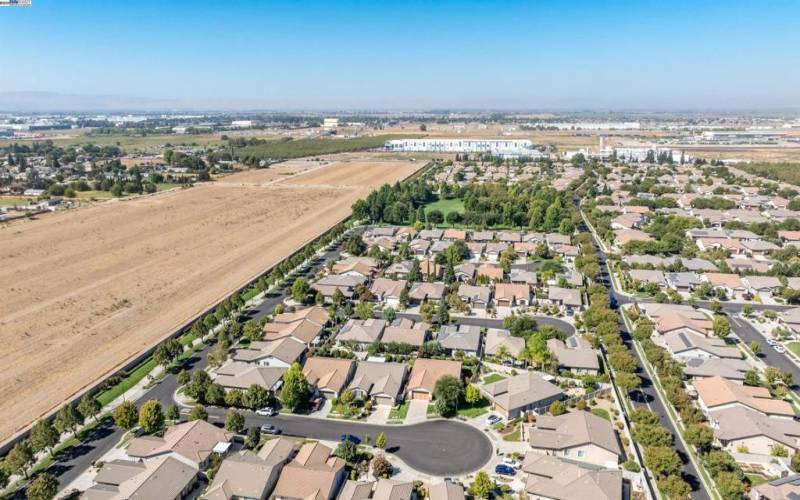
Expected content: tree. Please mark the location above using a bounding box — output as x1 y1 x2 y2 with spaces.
657 474 691 500
714 471 745 500
685 423 714 451
166 404 180 422
791 450 800 472
54 404 82 437
644 446 682 477
138 400 164 434
5 440 34 479
549 400 566 416
114 400 138 430
433 375 463 417
382 307 396 323
0 468 7 490
292 278 311 304
205 383 226 406
372 454 393 478
343 234 366 256
77 394 101 423
29 420 59 455
744 369 761 387
26 473 59 500
280 362 310 412
189 404 208 421
154 338 183 368
464 384 483 405
712 315 730 338
334 440 360 464
427 209 444 225
375 432 387 450
469 471 495 499
246 426 261 449
615 372 642 393
764 366 781 385
225 409 245 432
243 384 270 410
632 424 673 447
356 301 373 320
749 341 761 356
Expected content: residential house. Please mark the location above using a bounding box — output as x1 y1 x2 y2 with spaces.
627 269 667 289
493 283 531 308
547 337 600 375
484 328 525 360
126 420 234 470
418 229 444 240
457 284 491 311
264 306 329 345
694 376 795 419
705 272 747 299
437 325 482 358
442 229 466 241
369 278 407 308
664 272 703 293
381 320 428 348
479 371 564 419
303 357 356 399
407 282 446 304
743 276 783 297
613 229 653 248
453 262 476 282
337 319 386 349
213 361 286 393
683 357 751 381
471 230 494 242
547 287 583 310
386 260 413 280
753 474 800 499
82 457 198 500
406 358 462 401
528 411 623 468
409 239 432 256
232 337 306 368
476 264 504 282
427 480 465 500
347 361 407 406
205 441 294 500
521 454 623 500
419 260 442 280
332 257 378 279
709 406 800 457
312 275 366 301
485 242 510 262
272 442 347 500
509 268 538 287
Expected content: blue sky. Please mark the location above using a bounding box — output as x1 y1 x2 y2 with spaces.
1 0 799 110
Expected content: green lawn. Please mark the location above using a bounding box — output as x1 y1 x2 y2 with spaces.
502 424 522 442
483 373 506 384
0 196 32 207
591 408 610 420
746 473 769 487
96 358 157 406
786 342 800 358
424 197 465 216
457 400 491 418
388 402 410 421
426 404 439 417
156 182 184 191
238 134 413 160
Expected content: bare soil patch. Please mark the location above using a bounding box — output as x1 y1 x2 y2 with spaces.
0 155 423 442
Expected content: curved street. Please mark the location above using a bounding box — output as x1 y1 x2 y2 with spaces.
205 408 493 476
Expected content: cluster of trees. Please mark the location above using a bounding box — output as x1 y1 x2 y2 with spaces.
623 215 700 256
237 135 397 166
690 196 737 210
351 179 434 225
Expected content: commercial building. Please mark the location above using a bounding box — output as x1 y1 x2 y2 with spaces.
383 138 545 159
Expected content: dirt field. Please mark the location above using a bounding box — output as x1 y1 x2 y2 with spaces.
0 155 424 443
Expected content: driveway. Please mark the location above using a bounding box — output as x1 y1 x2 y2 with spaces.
367 405 391 424
406 400 430 424
207 408 493 476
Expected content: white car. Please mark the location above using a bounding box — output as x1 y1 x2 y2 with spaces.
486 414 502 426
774 345 786 354
255 407 276 416
502 456 521 469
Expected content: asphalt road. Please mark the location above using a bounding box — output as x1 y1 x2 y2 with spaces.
205 408 493 476
584 220 711 500
728 315 800 390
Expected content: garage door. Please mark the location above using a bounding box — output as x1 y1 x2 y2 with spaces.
374 396 395 406
411 390 431 401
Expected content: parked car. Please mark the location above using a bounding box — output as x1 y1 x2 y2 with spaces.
486 414 502 426
609 296 618 309
260 424 281 435
766 339 778 346
495 464 516 476
256 407 276 416
341 434 361 444
502 456 521 469
565 307 574 316
774 345 786 354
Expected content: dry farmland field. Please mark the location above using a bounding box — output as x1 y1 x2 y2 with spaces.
0 154 424 442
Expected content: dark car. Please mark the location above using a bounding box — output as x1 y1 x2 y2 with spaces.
260 424 281 435
340 434 361 444
609 295 618 309
495 464 516 476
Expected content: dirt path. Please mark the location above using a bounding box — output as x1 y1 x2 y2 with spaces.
0 156 423 443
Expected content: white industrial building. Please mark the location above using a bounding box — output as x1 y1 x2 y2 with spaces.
527 121 641 131
384 138 545 159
